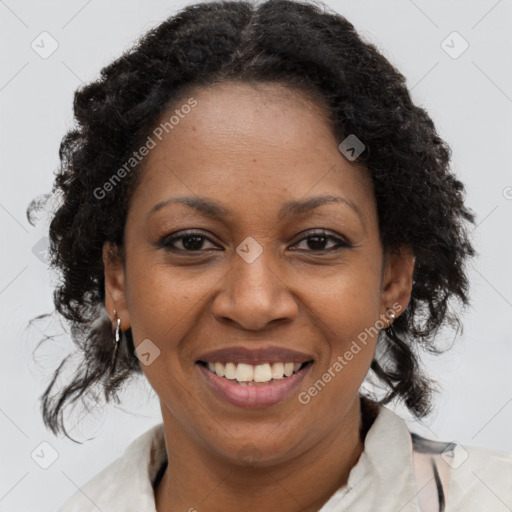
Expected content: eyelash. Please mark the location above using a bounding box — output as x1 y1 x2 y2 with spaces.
158 229 351 254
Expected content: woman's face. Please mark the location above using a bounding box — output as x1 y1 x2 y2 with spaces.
104 82 414 465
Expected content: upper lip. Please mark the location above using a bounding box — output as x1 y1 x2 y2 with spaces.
196 345 314 365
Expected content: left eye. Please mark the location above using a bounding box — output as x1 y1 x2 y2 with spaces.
292 231 350 252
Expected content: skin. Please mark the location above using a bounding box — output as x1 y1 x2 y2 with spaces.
104 82 415 512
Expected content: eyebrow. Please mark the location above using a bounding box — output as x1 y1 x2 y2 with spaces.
147 194 363 222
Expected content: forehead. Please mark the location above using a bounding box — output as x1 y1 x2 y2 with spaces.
129 82 375 224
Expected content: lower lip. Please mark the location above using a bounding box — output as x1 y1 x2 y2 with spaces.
197 363 312 409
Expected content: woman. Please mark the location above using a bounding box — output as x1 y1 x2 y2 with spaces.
28 0 512 510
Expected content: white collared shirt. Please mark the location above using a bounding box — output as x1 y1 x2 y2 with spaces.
57 405 512 511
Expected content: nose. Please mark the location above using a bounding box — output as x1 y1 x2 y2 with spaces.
211 249 299 331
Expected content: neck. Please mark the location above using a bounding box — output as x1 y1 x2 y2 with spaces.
155 395 377 512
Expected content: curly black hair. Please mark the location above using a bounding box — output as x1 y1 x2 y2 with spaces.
27 0 476 438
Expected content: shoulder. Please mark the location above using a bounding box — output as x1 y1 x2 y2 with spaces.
410 430 512 511
57 456 124 512
57 423 166 512
447 442 512 510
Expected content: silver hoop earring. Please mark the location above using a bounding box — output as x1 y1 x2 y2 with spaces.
110 310 122 375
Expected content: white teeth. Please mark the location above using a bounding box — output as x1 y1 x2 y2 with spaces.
271 362 284 379
203 360 307 383
235 363 254 382
283 362 294 377
214 362 225 377
253 363 272 383
224 362 237 380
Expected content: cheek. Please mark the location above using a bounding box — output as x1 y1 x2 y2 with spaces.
123 257 225 394
122 263 204 405
125 257 214 336
300 257 382 382
302 290 380 412
303 255 383 331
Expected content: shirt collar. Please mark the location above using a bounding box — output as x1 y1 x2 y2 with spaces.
95 404 420 512
319 405 421 511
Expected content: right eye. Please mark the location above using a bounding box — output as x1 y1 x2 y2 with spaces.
158 230 220 252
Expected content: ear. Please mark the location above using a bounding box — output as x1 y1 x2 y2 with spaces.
103 242 131 330
379 246 415 322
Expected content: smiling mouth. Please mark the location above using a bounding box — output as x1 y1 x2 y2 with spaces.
197 360 314 386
